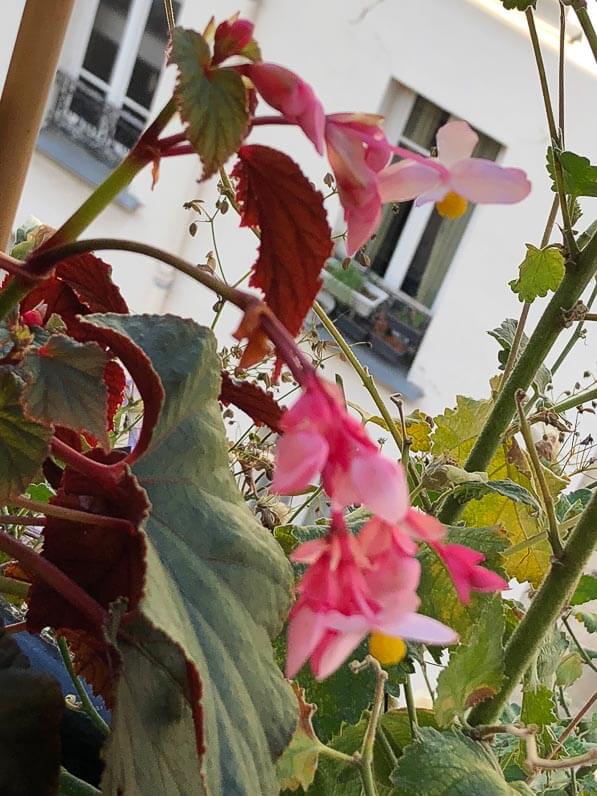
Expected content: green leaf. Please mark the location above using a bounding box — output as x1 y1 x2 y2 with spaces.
85 316 295 796
520 685 557 727
277 686 320 793
509 245 565 303
571 574 597 606
574 611 597 634
432 395 493 465
391 728 533 794
0 370 51 503
499 0 536 9
489 319 551 393
556 652 583 687
547 148 597 197
0 621 64 796
435 598 505 726
418 526 508 645
21 334 109 447
170 28 249 179
305 709 438 796
452 478 541 512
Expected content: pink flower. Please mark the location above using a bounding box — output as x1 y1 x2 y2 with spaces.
244 63 325 154
271 374 407 522
212 16 256 65
378 120 531 219
325 113 392 255
286 513 456 680
431 542 508 604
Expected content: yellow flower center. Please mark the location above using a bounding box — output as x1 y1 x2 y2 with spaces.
369 632 407 665
436 191 468 219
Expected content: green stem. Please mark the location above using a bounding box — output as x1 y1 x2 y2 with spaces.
515 391 563 557
0 97 176 322
58 768 101 795
468 489 597 725
287 487 323 524
569 2 597 62
562 615 597 673
316 742 357 766
403 675 420 739
550 384 597 414
313 302 432 511
57 636 110 737
0 574 30 598
439 231 597 524
550 280 597 376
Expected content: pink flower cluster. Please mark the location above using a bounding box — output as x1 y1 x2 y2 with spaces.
273 375 506 680
241 53 531 254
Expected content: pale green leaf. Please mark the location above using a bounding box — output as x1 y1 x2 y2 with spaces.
520 685 557 727
391 728 533 794
84 315 295 796
432 396 492 465
556 652 583 687
451 478 541 512
170 28 249 179
277 686 320 792
509 245 565 303
435 598 505 726
488 319 552 393
547 148 597 198
570 574 597 606
574 611 597 634
21 334 109 447
0 370 51 503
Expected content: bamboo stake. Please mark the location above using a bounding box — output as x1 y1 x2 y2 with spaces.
0 0 76 250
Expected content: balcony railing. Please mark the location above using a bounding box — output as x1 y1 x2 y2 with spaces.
43 70 148 167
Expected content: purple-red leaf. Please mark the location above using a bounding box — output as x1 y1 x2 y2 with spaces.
220 371 284 432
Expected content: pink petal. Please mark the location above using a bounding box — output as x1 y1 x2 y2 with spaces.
450 159 531 204
380 612 458 645
311 630 366 680
436 120 478 166
350 452 409 523
378 160 443 203
403 508 446 542
286 606 327 678
271 430 329 495
290 538 329 564
345 196 382 255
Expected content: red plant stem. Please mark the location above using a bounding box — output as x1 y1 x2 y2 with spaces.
156 131 186 150
251 115 294 126
0 529 107 627
160 144 196 158
50 437 124 486
0 251 40 282
12 497 133 532
4 621 27 635
31 238 316 386
0 515 47 526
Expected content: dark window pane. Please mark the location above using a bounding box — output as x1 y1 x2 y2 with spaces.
82 0 132 83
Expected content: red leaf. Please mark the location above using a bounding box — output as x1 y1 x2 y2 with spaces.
105 359 127 432
55 254 128 314
219 371 285 432
58 629 118 707
231 145 332 350
20 278 86 332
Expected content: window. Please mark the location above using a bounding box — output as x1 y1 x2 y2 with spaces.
45 0 180 165
366 94 500 310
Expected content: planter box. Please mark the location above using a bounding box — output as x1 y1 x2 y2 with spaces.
370 331 409 365
334 314 370 343
322 270 388 318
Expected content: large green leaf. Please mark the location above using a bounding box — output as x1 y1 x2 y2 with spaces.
509 245 565 303
0 370 51 502
451 479 541 512
21 334 109 446
432 396 492 465
435 598 505 726
84 315 295 796
570 574 597 606
170 28 249 179
391 728 534 794
0 621 64 795
488 319 551 393
547 149 597 198
418 526 508 645
520 684 556 727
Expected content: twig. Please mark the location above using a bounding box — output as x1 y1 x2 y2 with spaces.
12 496 131 532
350 655 388 796
515 390 563 557
558 2 566 145
57 635 110 736
403 675 420 740
562 615 597 673
550 280 597 376
392 394 411 476
0 514 47 527
287 487 323 524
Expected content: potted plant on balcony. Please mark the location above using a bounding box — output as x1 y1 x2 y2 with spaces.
369 308 411 365
321 258 388 318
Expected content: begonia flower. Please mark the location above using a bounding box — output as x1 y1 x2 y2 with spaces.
243 63 325 154
212 16 256 65
379 120 531 220
431 542 508 604
271 374 406 522
286 513 456 680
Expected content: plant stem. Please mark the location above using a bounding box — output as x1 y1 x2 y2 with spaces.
350 655 387 796
0 575 30 598
403 675 420 739
13 496 131 531
515 391 563 557
550 280 597 376
287 487 323 524
0 514 47 526
313 302 432 510
568 1 597 62
526 8 577 256
439 231 597 524
162 0 175 31
0 530 107 628
468 488 597 725
57 636 110 736
500 302 531 389
316 743 358 766
550 384 597 414
58 767 101 795
558 2 566 144
548 690 597 760
562 615 597 673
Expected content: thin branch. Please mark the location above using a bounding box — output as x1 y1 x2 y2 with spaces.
549 384 597 414
547 690 597 760
562 615 597 673
13 496 132 531
558 2 566 145
551 279 597 376
350 655 388 796
57 635 110 736
0 514 47 527
500 303 531 389
403 675 420 740
515 390 563 558
162 0 175 32
567 0 597 62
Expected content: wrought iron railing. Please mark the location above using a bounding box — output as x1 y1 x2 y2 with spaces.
43 70 147 166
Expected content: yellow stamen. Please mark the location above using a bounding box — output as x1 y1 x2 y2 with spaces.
436 192 468 219
369 632 407 665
